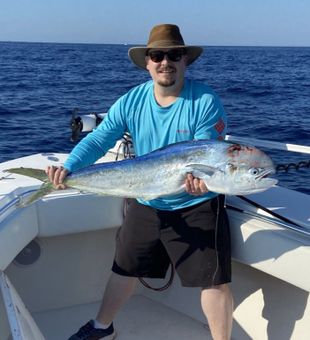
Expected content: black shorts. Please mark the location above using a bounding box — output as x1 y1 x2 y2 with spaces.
112 196 231 287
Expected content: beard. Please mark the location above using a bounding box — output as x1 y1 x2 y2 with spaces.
157 79 176 87
156 66 176 87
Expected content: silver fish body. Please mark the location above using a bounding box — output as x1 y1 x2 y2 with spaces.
65 139 278 198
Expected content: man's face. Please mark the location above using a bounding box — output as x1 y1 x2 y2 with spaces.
145 48 187 88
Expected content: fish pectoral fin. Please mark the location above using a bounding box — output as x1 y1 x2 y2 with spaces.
185 164 217 179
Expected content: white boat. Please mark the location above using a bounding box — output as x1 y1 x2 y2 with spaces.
0 114 309 340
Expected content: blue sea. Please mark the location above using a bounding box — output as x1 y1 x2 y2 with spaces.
0 42 309 194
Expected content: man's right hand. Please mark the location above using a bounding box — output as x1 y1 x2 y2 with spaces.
45 166 69 189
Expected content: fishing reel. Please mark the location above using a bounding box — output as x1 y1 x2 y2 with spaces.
70 108 104 142
69 108 135 159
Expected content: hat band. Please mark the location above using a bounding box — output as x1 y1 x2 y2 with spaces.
147 40 185 48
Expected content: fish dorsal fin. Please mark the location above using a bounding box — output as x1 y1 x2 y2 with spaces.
185 164 218 179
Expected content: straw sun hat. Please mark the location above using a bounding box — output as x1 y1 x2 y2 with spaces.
128 24 203 70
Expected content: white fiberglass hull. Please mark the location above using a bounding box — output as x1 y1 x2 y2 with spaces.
0 150 309 340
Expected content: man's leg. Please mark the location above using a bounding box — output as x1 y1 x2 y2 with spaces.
201 283 233 340
96 272 138 325
96 200 167 325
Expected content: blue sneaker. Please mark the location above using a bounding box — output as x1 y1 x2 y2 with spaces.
68 320 116 340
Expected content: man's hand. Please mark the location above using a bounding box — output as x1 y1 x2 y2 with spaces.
45 166 69 190
185 173 208 196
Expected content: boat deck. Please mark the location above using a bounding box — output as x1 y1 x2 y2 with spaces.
33 295 212 340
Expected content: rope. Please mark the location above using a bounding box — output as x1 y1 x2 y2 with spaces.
138 263 175 292
276 160 310 173
115 133 135 161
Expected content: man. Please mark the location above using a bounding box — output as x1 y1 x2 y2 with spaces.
47 24 233 340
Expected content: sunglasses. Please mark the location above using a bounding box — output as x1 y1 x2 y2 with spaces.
147 49 186 63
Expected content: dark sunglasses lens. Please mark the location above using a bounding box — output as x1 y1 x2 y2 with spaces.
148 50 184 63
167 50 183 61
149 51 165 62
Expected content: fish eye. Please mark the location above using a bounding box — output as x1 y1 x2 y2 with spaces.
249 168 260 176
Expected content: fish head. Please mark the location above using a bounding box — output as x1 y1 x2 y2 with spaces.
222 143 278 194
202 143 278 195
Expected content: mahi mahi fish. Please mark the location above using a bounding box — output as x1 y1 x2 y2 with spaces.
5 139 278 205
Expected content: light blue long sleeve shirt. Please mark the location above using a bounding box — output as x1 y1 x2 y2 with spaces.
64 79 227 210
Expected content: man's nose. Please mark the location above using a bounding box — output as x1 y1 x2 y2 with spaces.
161 55 169 63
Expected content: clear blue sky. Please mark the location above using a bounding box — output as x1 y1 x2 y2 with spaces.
1 0 309 46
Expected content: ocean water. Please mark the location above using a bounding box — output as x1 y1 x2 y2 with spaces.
0 42 309 194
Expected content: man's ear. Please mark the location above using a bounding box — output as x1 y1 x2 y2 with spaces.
145 56 150 70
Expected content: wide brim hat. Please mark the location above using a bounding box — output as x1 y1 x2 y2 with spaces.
128 24 203 70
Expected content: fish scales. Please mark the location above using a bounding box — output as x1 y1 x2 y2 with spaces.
66 146 195 199
5 139 278 206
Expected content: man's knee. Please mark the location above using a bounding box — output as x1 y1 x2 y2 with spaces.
202 283 231 293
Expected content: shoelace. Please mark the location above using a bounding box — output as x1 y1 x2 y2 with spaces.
76 322 96 337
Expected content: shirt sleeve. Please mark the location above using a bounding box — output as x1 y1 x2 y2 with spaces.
194 93 227 141
64 98 127 172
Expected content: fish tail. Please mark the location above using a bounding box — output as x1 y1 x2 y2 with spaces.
5 167 48 181
5 167 54 207
20 182 54 207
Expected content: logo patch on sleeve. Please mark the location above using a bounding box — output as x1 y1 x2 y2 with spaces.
215 119 225 133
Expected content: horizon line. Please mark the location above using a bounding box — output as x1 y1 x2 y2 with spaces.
0 40 309 49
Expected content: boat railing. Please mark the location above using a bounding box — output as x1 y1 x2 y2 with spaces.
226 135 310 154
0 188 38 219
71 112 310 155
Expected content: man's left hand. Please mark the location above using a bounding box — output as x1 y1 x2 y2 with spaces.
185 173 208 196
